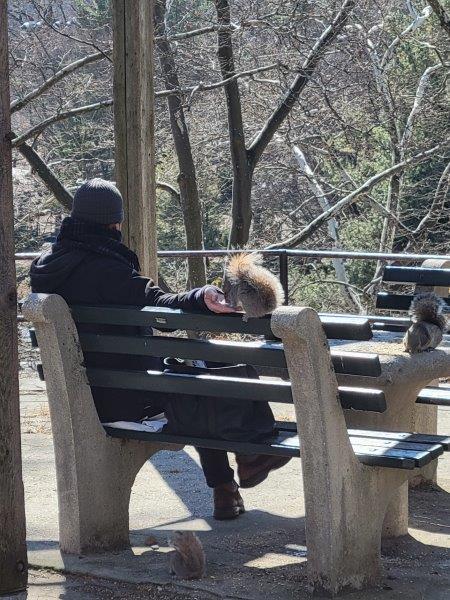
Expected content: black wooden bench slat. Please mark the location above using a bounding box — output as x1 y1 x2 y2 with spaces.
376 292 450 311
275 421 448 454
321 313 413 333
103 426 300 458
87 368 387 412
383 266 450 286
102 426 439 469
369 322 410 333
275 431 442 459
346 436 443 459
349 428 450 451
416 387 450 407
70 305 373 340
329 350 381 376
88 367 293 402
77 333 382 377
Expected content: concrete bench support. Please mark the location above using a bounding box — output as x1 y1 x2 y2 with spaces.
412 258 450 486
271 307 409 596
22 294 174 554
336 324 450 537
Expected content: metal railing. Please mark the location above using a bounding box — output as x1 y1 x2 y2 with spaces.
16 248 450 308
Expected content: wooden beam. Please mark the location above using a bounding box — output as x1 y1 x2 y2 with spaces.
0 0 28 593
112 0 157 280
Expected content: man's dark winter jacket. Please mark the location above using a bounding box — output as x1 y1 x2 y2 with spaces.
30 217 211 422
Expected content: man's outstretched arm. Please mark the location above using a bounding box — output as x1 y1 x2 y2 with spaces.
97 259 234 314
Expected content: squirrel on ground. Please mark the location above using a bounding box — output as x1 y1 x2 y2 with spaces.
403 292 448 354
223 253 285 321
168 531 206 580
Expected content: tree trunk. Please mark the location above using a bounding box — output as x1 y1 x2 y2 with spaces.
428 0 450 37
0 1 28 592
214 0 253 248
154 0 206 288
112 0 157 280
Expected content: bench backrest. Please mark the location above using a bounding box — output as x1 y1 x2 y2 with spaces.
69 304 386 413
376 261 450 313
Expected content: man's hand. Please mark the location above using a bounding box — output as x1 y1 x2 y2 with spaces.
203 286 235 314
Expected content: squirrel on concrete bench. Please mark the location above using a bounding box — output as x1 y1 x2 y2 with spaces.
404 292 448 354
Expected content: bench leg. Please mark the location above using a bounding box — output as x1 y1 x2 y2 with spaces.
22 295 172 554
410 404 438 487
382 482 409 538
57 437 160 554
271 307 410 595
304 467 409 596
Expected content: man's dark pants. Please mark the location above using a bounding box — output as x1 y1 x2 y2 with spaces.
94 390 234 489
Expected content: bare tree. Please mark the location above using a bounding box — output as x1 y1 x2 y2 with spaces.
154 0 206 288
214 0 356 247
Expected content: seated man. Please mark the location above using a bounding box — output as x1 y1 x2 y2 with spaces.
30 178 290 520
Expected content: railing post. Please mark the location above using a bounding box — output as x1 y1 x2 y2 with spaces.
279 251 289 305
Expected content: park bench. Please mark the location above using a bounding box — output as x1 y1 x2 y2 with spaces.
23 289 450 597
324 259 450 494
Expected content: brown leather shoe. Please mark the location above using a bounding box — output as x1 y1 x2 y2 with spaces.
213 481 245 520
236 454 292 488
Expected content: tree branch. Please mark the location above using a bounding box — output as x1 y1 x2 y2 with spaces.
11 99 113 147
31 4 112 61
401 63 442 151
293 145 362 311
411 160 450 235
155 0 206 288
156 181 181 202
12 134 73 211
247 0 355 167
267 143 446 249
157 12 277 42
11 63 279 145
155 62 278 97
10 50 109 114
214 0 253 247
380 6 432 69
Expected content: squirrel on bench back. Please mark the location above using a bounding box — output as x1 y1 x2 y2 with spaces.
403 292 448 354
223 253 285 321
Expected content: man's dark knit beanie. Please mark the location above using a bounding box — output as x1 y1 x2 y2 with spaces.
71 178 124 225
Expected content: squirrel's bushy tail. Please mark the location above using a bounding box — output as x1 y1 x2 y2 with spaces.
409 292 447 329
225 252 264 282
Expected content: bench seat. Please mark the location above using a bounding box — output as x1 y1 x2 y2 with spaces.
103 423 447 469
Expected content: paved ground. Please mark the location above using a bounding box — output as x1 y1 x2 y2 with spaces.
14 372 450 599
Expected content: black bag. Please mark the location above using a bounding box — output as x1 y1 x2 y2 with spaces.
161 360 276 442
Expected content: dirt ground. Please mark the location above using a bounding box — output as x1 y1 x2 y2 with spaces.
11 568 215 600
